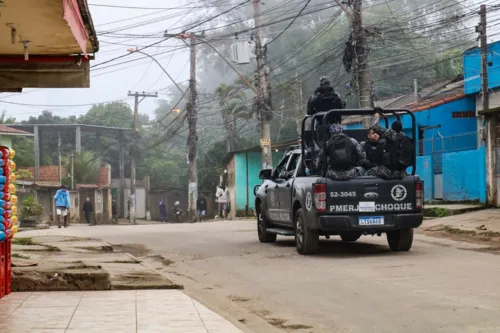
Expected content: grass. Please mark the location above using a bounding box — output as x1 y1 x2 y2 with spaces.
12 253 30 259
12 237 36 246
424 207 450 218
106 260 139 264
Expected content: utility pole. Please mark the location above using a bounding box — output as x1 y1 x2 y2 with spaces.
187 34 199 222
253 0 273 169
163 32 204 222
70 152 74 190
58 132 62 184
294 71 304 136
478 5 496 205
352 0 374 127
127 91 157 224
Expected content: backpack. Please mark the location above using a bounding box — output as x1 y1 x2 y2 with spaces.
385 134 414 170
327 134 356 170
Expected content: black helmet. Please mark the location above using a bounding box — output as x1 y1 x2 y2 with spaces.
319 76 331 86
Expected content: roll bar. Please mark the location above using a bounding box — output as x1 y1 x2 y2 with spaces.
300 108 417 176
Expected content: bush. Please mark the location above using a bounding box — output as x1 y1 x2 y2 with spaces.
20 196 44 222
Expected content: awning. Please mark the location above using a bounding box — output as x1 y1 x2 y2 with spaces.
63 0 89 57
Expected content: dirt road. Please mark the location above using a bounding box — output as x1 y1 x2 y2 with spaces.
21 220 500 333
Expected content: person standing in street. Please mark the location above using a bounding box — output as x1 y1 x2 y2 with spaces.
159 200 167 223
112 196 118 222
54 185 70 228
197 195 207 222
82 197 94 225
216 184 229 219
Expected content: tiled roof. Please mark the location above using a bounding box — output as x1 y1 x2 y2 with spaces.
76 184 100 189
343 78 465 125
0 125 32 136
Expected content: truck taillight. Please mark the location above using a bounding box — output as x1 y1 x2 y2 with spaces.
313 183 327 212
416 181 423 209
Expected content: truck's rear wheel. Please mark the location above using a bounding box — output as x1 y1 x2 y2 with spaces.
257 204 277 243
387 228 414 251
340 232 362 242
295 208 319 255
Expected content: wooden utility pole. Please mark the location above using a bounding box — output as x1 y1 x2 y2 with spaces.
478 5 496 205
253 0 273 169
187 34 199 222
58 131 62 184
127 91 157 224
70 152 74 190
352 0 373 110
164 32 204 222
295 72 304 136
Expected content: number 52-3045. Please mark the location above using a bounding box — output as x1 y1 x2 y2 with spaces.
330 191 356 198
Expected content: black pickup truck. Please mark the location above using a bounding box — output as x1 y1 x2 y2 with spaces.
254 108 424 255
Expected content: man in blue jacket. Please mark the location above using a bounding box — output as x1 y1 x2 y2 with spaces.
54 185 70 228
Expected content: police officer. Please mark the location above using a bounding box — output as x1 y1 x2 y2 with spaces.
307 76 346 123
326 124 366 180
360 127 386 172
367 112 411 179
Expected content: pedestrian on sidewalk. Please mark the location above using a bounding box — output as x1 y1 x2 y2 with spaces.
82 197 94 226
54 185 70 228
159 200 167 223
197 195 207 222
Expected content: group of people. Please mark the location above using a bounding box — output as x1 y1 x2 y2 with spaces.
305 77 414 181
53 185 95 227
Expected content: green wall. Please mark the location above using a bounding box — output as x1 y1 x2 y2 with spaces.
0 136 12 148
233 151 284 213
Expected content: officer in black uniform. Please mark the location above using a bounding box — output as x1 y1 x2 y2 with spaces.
360 127 386 172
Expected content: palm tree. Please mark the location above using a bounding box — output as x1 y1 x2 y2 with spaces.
63 151 102 185
214 83 250 152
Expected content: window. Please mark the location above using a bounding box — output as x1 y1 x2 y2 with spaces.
452 111 475 119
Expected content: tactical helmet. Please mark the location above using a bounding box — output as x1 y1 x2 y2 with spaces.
319 76 331 86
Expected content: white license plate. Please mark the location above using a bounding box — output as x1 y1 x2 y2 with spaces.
359 216 384 226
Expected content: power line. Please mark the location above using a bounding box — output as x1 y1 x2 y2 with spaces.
266 0 312 46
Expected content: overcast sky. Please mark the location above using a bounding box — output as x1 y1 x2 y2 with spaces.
0 0 200 121
0 0 498 121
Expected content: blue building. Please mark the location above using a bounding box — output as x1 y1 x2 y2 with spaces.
344 77 485 203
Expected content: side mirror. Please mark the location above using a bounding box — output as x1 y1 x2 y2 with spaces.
259 169 272 180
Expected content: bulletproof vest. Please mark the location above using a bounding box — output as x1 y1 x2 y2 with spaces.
327 134 357 170
364 139 386 166
308 86 344 116
385 133 414 170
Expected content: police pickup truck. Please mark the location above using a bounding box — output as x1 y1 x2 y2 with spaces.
254 108 423 255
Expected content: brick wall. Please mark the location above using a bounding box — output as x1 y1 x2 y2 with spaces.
99 164 111 186
20 165 110 185
23 166 67 182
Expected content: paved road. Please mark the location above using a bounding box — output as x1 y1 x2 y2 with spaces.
24 220 500 333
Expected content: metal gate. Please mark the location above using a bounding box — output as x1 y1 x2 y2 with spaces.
432 132 444 199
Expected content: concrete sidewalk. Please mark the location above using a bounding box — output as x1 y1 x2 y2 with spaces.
423 208 500 232
0 290 244 333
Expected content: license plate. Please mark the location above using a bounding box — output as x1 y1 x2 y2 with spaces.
359 216 384 226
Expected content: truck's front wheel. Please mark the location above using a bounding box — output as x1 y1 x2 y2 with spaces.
257 204 277 243
387 228 414 251
295 208 319 255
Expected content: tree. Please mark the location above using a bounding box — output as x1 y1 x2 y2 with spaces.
63 151 102 185
214 83 251 152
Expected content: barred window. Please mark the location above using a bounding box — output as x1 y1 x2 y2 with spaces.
452 111 475 118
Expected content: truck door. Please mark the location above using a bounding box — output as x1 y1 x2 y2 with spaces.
265 153 291 223
277 153 301 226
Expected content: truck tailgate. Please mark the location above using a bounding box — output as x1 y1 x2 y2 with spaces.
326 176 419 214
